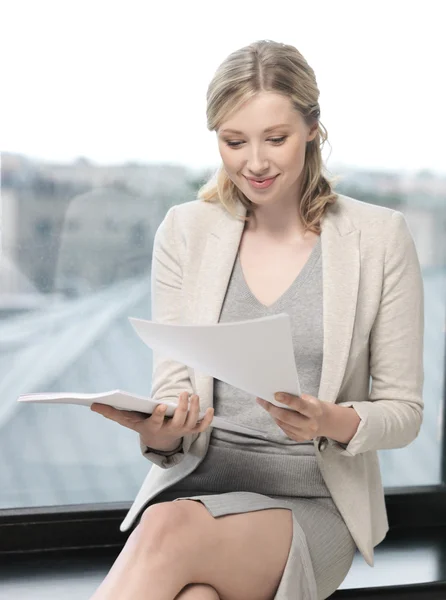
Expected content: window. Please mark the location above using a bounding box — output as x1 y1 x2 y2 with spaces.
1 0 445 554
66 218 81 233
129 222 147 247
34 218 53 239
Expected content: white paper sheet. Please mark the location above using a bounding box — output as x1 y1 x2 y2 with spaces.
129 313 301 411
17 390 270 439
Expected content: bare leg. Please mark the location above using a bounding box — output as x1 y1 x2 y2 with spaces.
90 499 293 600
89 512 191 600
174 583 220 600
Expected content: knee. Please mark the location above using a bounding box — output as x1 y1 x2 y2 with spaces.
136 501 200 555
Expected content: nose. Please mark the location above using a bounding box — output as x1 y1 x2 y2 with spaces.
245 145 270 176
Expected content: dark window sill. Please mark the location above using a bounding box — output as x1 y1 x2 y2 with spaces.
2 485 446 555
0 526 445 599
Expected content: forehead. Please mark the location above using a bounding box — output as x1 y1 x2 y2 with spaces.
220 92 301 133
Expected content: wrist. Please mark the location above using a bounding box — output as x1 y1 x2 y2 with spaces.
143 437 183 453
320 403 360 445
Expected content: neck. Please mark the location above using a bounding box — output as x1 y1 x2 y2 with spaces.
246 201 308 241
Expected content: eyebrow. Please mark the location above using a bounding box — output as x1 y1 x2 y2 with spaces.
220 124 291 135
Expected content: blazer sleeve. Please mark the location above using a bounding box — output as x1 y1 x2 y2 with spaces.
139 205 200 468
336 210 424 457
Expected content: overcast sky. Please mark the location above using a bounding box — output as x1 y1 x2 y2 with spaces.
2 0 446 174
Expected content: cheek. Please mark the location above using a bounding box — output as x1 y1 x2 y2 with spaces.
219 148 239 177
284 142 306 167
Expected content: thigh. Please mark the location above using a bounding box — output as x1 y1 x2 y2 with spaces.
146 499 293 600
209 504 294 600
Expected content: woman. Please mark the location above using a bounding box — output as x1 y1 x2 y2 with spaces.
90 40 424 600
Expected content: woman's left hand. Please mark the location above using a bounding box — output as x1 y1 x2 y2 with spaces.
256 392 328 442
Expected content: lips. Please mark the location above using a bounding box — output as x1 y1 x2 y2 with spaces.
246 176 277 182
245 175 279 190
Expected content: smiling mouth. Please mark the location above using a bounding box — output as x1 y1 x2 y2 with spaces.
245 176 278 182
244 175 279 190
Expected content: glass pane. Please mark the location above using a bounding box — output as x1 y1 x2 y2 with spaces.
0 167 192 507
1 3 445 509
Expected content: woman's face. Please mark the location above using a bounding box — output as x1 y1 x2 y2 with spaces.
217 91 318 208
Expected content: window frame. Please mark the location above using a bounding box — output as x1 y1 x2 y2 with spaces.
442 343 446 484
0 486 445 555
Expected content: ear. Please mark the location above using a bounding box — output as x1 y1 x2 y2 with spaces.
307 123 318 142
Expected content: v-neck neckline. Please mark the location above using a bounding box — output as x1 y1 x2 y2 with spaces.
235 236 321 310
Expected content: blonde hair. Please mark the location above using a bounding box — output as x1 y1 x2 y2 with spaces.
197 39 338 233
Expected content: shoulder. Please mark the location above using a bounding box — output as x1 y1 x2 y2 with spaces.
328 193 397 228
170 198 230 226
327 193 412 243
329 194 418 268
159 199 239 243
154 199 234 254
162 199 229 230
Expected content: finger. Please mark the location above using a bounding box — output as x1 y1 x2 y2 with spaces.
90 403 126 419
193 406 215 432
274 409 309 426
275 420 309 441
147 403 168 432
275 416 317 440
274 392 318 418
91 403 103 414
275 421 294 437
260 398 311 430
169 392 190 429
91 403 149 421
185 395 213 431
91 404 146 430
300 394 324 419
183 394 198 428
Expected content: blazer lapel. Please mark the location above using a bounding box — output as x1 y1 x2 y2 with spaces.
190 203 246 411
192 204 247 326
318 213 360 403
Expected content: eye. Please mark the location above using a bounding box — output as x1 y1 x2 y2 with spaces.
269 136 287 144
225 136 287 148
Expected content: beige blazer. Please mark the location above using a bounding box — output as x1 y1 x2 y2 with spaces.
120 193 424 567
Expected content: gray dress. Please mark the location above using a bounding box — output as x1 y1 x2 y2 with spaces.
147 237 356 600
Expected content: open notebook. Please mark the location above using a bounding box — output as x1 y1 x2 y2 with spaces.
17 389 269 439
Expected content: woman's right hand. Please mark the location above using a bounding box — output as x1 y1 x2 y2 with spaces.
91 391 214 452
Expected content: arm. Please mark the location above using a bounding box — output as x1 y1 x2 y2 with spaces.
140 205 200 468
335 211 424 456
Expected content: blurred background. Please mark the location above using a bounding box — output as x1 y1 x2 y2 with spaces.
0 0 445 509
